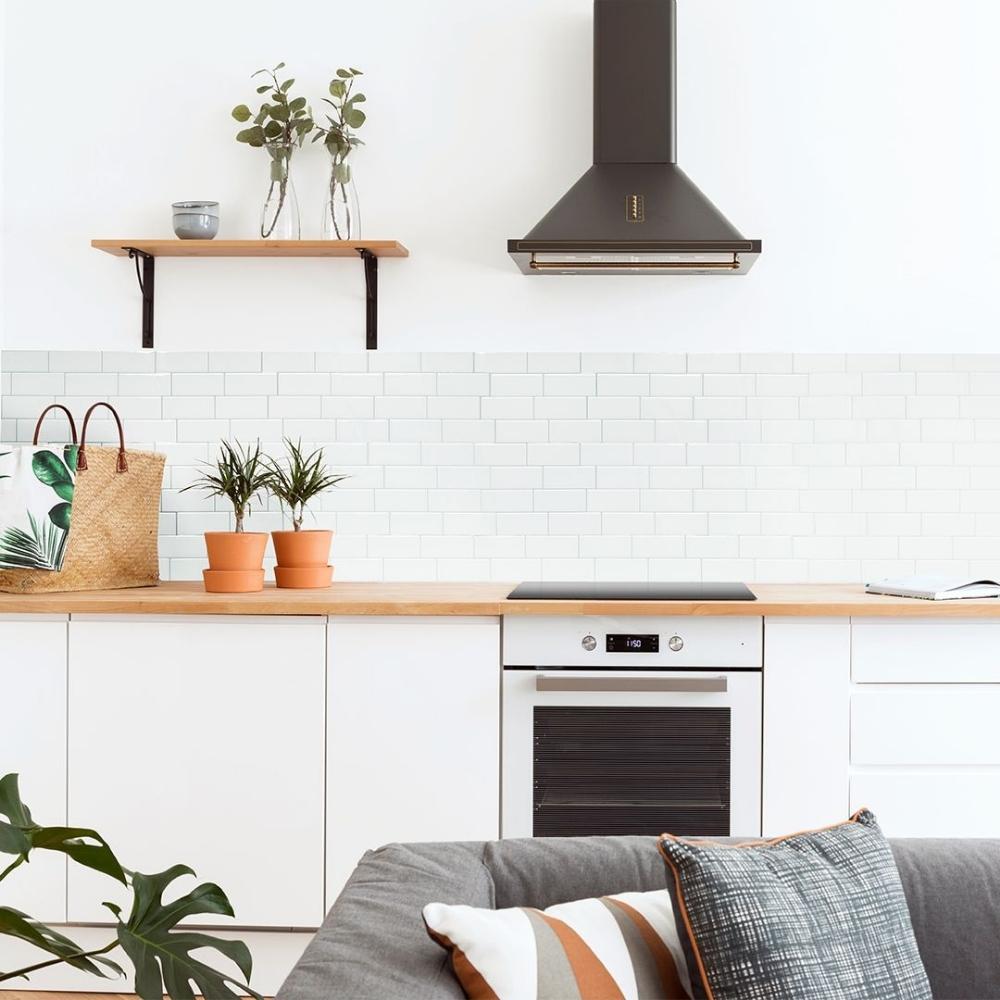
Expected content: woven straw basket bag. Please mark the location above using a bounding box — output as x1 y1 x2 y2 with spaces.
0 402 166 594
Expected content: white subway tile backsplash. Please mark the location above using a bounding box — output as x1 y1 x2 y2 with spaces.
5 349 1000 581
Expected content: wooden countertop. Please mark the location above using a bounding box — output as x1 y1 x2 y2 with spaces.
3 581 1000 617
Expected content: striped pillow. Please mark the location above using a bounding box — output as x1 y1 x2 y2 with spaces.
423 890 693 1000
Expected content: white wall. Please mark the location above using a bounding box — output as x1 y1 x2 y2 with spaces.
4 0 1000 354
5 349 999 584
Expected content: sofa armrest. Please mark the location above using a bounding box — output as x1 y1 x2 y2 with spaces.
278 841 494 1000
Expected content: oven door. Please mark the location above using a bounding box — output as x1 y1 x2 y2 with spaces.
502 670 761 839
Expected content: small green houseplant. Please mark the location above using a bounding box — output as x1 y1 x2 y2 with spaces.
183 440 271 593
232 62 314 239
0 772 262 998
313 67 366 239
265 439 347 588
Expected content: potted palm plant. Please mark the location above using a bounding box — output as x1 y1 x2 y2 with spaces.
183 440 271 593
265 439 347 588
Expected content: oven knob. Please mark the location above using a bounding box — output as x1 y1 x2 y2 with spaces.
668 635 684 652
581 634 597 651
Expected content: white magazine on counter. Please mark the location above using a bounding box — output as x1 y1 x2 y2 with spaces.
864 576 1000 601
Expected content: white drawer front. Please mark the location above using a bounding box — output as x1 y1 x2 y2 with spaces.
852 688 1000 765
851 772 1000 838
852 620 1000 683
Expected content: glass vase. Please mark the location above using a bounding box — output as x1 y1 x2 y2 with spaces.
261 142 300 240
322 152 361 240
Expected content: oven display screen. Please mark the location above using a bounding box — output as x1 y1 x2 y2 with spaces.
606 633 659 653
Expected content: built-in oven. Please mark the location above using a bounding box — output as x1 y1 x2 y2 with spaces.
502 615 762 839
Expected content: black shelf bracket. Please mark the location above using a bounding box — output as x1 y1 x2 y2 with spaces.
124 247 155 349
358 248 378 350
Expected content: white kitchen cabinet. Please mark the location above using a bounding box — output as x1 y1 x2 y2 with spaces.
762 618 850 835
850 772 1000 838
0 615 68 922
853 619 1000 683
326 616 501 900
66 615 327 928
852 687 1000 765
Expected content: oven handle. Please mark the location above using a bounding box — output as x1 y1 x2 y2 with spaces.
535 674 728 693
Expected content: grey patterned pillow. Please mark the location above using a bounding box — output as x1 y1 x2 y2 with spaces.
659 809 932 1000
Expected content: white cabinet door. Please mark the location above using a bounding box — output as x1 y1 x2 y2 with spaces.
850 772 1000 838
853 620 1000 683
762 618 850 835
0 616 68 921
852 687 1000 765
326 617 500 900
67 615 326 928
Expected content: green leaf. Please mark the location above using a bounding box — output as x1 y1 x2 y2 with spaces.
347 93 366 104
268 104 289 122
349 67 363 75
288 96 306 112
32 450 72 490
336 68 350 78
263 120 283 139
0 907 124 981
63 444 78 474
236 126 265 147
280 78 294 92
329 79 346 99
48 502 71 531
345 108 366 129
274 61 286 70
231 104 252 123
255 84 270 94
0 774 127 884
113 865 263 1000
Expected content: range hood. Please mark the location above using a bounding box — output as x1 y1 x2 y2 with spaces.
508 0 760 276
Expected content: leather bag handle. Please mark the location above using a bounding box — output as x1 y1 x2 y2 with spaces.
32 404 78 445
77 402 128 473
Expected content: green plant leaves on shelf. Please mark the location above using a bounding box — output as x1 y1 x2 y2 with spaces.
329 79 346 98
345 108 366 128
236 126 265 147
231 104 252 122
0 907 125 981
108 865 263 1000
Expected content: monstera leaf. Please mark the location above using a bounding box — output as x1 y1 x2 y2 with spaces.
106 865 263 1000
0 907 124 981
0 774 126 884
31 450 74 502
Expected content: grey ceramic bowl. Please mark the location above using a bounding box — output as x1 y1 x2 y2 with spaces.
172 201 220 240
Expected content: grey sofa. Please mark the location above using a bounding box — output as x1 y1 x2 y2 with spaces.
279 836 1000 1000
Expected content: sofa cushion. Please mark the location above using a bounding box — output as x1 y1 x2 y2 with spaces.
424 887 693 999
890 838 1000 1000
278 841 494 1000
659 810 932 1000
483 835 671 910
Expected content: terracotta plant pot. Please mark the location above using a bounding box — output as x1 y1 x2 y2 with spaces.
275 565 334 589
203 568 265 594
204 531 269 571
272 529 333 589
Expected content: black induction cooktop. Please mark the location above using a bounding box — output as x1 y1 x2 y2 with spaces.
507 582 757 601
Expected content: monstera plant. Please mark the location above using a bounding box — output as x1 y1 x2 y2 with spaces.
0 445 77 570
0 773 262 998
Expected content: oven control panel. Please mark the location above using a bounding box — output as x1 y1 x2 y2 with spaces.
504 615 762 669
604 633 660 653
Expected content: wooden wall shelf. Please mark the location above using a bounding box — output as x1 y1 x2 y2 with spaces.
91 239 410 349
